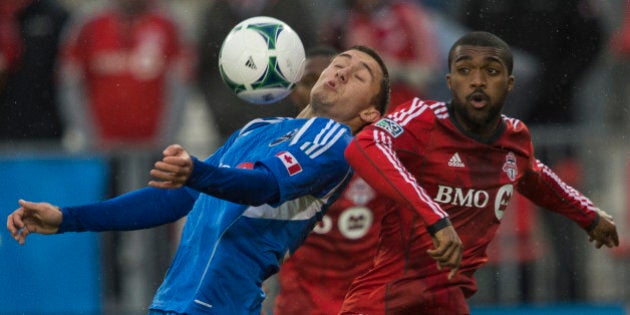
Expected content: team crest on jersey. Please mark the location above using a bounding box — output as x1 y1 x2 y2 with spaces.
374 118 403 137
344 177 375 205
502 152 518 181
270 129 298 147
276 151 302 175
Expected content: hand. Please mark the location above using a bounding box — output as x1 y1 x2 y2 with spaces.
6 199 63 245
149 144 193 189
588 208 619 249
427 225 463 280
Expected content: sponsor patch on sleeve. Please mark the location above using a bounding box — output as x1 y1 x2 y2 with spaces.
374 118 403 137
276 151 303 176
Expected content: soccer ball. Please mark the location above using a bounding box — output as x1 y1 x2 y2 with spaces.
218 16 306 105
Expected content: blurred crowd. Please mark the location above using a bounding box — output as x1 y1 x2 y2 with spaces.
4 0 628 150
1 0 628 313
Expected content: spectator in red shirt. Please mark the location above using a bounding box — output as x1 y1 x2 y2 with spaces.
58 0 192 151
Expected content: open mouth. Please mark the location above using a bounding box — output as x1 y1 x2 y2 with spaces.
468 92 489 109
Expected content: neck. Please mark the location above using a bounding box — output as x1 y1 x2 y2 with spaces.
297 105 315 118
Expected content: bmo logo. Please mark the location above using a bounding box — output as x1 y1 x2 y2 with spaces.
313 206 373 239
434 185 491 208
434 184 514 220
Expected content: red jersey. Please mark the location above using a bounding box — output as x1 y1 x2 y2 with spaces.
274 175 386 315
341 98 599 314
60 7 183 143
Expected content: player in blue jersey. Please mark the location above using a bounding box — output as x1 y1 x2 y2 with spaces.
7 45 390 315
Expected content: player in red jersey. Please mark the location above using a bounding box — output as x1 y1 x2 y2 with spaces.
340 31 619 314
273 46 387 315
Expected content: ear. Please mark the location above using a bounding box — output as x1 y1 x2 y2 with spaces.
446 73 452 90
360 107 382 124
507 75 515 92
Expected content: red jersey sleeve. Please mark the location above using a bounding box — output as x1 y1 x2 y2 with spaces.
517 157 599 230
345 99 450 233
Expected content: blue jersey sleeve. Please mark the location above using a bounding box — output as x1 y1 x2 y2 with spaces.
258 118 353 204
186 157 280 205
58 186 198 232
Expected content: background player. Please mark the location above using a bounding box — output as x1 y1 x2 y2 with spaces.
340 31 619 314
7 46 390 315
273 46 386 315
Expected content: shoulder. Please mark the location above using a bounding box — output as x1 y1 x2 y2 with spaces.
386 98 443 126
373 98 442 136
238 117 292 135
296 117 352 148
501 114 532 138
499 114 534 154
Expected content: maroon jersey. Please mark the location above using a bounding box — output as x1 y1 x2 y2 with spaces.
274 174 386 315
341 98 598 314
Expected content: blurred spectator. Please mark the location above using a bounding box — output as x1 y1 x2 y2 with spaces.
458 0 604 126
58 0 192 152
197 0 318 143
320 0 440 107
56 0 193 312
607 0 630 128
0 0 69 142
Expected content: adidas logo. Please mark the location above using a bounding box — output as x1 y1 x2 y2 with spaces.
448 153 465 168
245 56 257 70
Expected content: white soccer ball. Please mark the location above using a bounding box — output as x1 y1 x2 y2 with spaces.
218 16 306 105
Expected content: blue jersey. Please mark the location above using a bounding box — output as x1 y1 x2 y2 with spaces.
149 117 353 314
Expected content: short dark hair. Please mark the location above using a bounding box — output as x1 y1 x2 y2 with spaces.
347 45 390 115
448 31 514 75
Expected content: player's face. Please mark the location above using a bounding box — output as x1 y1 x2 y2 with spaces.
447 45 514 137
309 49 382 125
289 55 332 110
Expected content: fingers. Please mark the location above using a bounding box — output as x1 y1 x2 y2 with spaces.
148 179 180 189
149 154 192 189
163 144 184 157
150 145 193 189
152 160 185 176
7 209 24 236
6 207 27 245
427 226 463 280
149 165 188 186
588 210 620 249
427 243 462 279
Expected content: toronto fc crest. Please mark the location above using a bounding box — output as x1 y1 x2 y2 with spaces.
502 152 518 181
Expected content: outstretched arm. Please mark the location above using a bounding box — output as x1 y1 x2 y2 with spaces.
149 144 280 205
7 186 197 245
345 123 462 279
518 159 619 249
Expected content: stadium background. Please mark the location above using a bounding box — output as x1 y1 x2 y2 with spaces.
0 0 628 314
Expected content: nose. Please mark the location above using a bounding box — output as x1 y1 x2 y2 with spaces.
336 67 349 83
470 70 486 88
